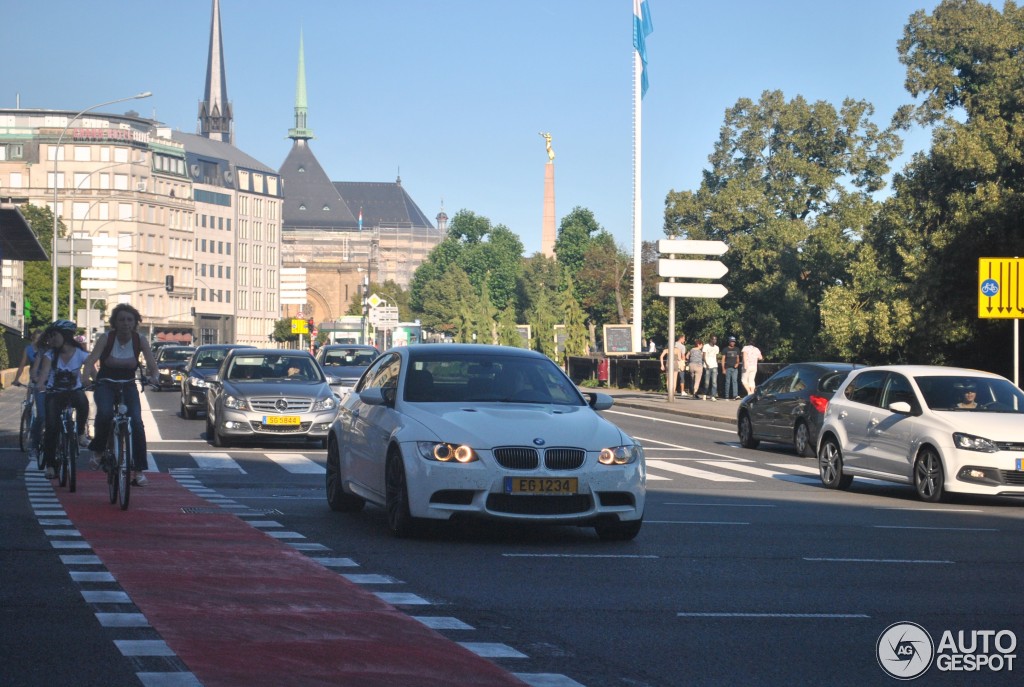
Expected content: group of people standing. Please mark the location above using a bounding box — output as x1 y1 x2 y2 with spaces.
658 334 762 400
12 304 157 484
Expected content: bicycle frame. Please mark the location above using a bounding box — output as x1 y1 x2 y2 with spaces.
90 378 141 510
44 389 79 493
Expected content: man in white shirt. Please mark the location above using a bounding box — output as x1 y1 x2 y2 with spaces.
701 335 720 400
740 340 763 396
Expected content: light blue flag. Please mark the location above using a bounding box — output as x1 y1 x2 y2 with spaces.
633 0 654 97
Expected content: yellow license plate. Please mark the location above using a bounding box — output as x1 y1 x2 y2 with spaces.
264 415 300 426
504 477 578 495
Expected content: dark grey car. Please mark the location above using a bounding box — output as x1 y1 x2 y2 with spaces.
737 362 861 456
315 344 378 397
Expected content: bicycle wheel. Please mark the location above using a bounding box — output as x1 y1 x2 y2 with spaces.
19 404 31 452
118 424 132 511
57 429 69 488
108 434 119 504
67 434 77 493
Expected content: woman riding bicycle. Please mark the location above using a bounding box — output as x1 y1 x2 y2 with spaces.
35 321 90 480
83 303 157 486
13 329 46 462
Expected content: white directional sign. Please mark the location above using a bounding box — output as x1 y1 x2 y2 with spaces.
658 282 728 299
369 305 399 328
657 239 728 256
658 258 728 280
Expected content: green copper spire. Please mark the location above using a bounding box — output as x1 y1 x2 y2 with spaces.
288 29 314 141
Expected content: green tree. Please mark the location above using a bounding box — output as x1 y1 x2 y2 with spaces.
497 305 522 346
561 275 589 366
554 206 603 276
270 318 299 344
20 205 64 328
520 255 561 358
409 210 523 331
476 278 498 343
576 231 631 328
855 0 1024 372
664 90 901 361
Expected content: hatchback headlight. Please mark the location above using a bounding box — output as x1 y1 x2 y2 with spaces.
224 395 249 411
599 443 644 465
312 396 337 411
417 441 478 463
952 432 998 452
189 376 209 388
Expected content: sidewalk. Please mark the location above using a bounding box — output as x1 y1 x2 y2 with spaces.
598 386 739 425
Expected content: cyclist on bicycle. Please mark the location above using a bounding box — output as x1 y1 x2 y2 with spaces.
83 303 157 486
35 321 90 479
13 329 46 462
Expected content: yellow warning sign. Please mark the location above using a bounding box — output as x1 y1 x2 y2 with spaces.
978 258 1024 318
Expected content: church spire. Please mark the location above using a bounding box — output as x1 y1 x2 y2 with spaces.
288 29 314 142
198 0 233 143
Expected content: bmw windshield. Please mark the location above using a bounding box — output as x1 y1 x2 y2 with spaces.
405 353 586 405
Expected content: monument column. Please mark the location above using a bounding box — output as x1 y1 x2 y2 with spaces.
540 132 556 258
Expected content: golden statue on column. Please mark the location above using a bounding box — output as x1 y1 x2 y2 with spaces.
539 132 555 162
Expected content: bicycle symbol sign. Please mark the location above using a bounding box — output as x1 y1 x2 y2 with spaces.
978 258 1024 319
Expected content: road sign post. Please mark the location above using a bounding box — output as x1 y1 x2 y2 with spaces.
658 239 730 402
978 257 1024 385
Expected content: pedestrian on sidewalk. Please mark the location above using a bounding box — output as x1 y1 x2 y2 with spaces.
687 339 705 400
702 335 720 400
659 334 686 395
741 338 763 396
722 336 741 399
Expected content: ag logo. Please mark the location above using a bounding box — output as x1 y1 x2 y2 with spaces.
877 622 934 680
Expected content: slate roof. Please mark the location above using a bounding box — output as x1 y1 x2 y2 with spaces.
172 131 277 174
280 141 435 233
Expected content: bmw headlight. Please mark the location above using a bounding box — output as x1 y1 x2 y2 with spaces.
599 443 644 465
952 432 998 453
417 441 478 463
224 395 249 411
312 396 337 411
189 375 209 388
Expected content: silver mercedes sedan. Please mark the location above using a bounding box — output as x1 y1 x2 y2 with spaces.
205 349 340 448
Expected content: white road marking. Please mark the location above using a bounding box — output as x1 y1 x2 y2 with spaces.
606 408 736 434
646 459 751 482
265 452 325 474
189 452 246 473
805 557 954 564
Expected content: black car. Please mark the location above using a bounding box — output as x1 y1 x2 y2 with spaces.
314 344 378 397
737 362 861 456
179 344 256 419
153 345 196 390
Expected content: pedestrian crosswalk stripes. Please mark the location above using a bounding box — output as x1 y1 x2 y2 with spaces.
646 459 752 482
264 452 326 474
146 451 827 486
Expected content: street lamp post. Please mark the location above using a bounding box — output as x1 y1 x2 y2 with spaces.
68 157 146 321
51 91 152 320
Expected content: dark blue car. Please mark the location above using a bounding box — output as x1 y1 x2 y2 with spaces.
179 344 255 419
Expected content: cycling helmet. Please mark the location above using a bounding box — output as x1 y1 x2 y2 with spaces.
51 319 77 331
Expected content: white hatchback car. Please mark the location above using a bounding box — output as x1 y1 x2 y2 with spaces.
817 365 1024 502
325 344 646 539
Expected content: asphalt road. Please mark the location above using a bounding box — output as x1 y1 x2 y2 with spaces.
2 385 1023 686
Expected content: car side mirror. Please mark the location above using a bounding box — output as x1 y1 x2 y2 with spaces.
586 392 614 411
359 386 395 407
208 374 221 385
888 401 913 414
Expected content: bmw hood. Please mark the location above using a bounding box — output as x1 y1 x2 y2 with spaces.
401 403 631 449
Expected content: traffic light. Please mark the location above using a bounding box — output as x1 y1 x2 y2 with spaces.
307 318 314 332
165 275 174 293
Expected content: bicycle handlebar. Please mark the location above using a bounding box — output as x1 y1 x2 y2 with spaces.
82 377 149 392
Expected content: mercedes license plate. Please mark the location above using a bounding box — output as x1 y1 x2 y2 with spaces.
504 477 578 495
264 415 300 426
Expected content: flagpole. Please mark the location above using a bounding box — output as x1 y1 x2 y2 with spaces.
632 45 643 354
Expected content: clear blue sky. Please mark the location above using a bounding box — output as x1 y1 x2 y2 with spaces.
7 0 940 256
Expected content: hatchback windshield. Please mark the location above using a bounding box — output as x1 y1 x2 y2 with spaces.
161 348 195 362
405 353 585 405
915 375 1024 413
322 348 377 367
